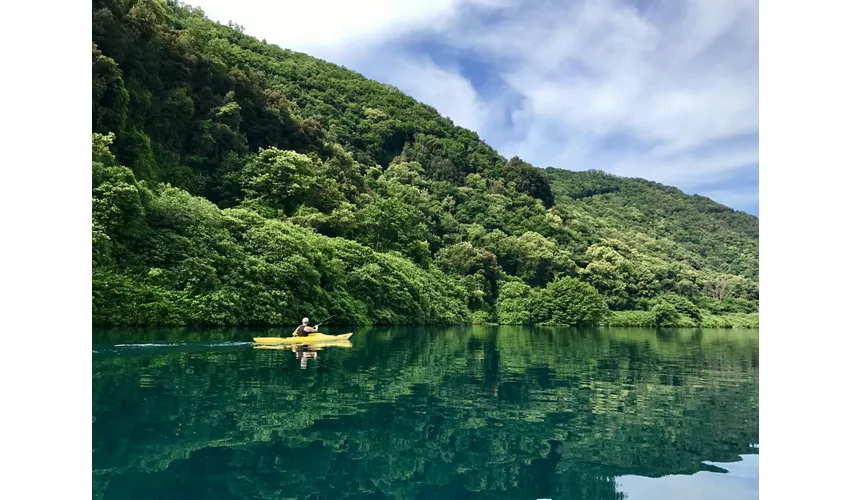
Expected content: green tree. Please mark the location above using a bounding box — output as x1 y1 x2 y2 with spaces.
92 44 128 134
538 276 608 326
495 280 540 325
435 242 501 310
238 148 319 216
501 156 554 207
650 301 680 327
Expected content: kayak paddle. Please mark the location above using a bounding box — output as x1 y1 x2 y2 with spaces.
314 314 336 327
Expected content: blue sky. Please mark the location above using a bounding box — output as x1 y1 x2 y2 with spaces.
194 0 759 215
616 453 758 500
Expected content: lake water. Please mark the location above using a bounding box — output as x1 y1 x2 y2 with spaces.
93 326 758 499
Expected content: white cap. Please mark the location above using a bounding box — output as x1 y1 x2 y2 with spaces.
302 317 309 324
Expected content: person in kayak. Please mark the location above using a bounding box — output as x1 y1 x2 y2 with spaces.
292 317 319 337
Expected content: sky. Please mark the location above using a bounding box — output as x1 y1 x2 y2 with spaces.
191 0 759 215
616 453 758 500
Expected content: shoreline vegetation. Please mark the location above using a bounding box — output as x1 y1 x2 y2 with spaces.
92 0 758 329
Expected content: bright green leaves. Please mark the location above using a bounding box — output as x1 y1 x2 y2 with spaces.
236 147 368 221
92 133 151 264
238 148 319 216
435 242 501 313
649 301 681 327
92 132 117 166
485 231 577 288
92 141 470 326
652 294 702 323
216 97 242 130
495 276 607 326
356 196 431 262
539 276 609 326
496 280 538 325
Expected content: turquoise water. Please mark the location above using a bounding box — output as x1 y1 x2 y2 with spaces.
92 326 758 499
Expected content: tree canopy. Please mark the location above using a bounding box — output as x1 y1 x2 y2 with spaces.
92 0 758 327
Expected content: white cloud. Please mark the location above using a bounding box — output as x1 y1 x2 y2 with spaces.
444 0 758 189
189 0 758 211
191 0 489 53
607 143 758 188
616 453 759 500
329 49 493 133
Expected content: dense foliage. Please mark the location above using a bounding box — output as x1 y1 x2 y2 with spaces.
92 0 758 326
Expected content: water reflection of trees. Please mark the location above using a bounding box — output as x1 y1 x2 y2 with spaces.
93 327 758 499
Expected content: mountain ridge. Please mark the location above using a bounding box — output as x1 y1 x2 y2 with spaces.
92 0 758 327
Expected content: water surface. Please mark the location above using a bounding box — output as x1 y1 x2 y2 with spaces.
93 326 758 499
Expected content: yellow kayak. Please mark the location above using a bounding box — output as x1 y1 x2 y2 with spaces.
253 340 352 350
253 333 353 345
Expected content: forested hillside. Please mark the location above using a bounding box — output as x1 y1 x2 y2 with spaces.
92 0 758 327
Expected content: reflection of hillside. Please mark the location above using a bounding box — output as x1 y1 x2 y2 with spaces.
93 327 758 499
